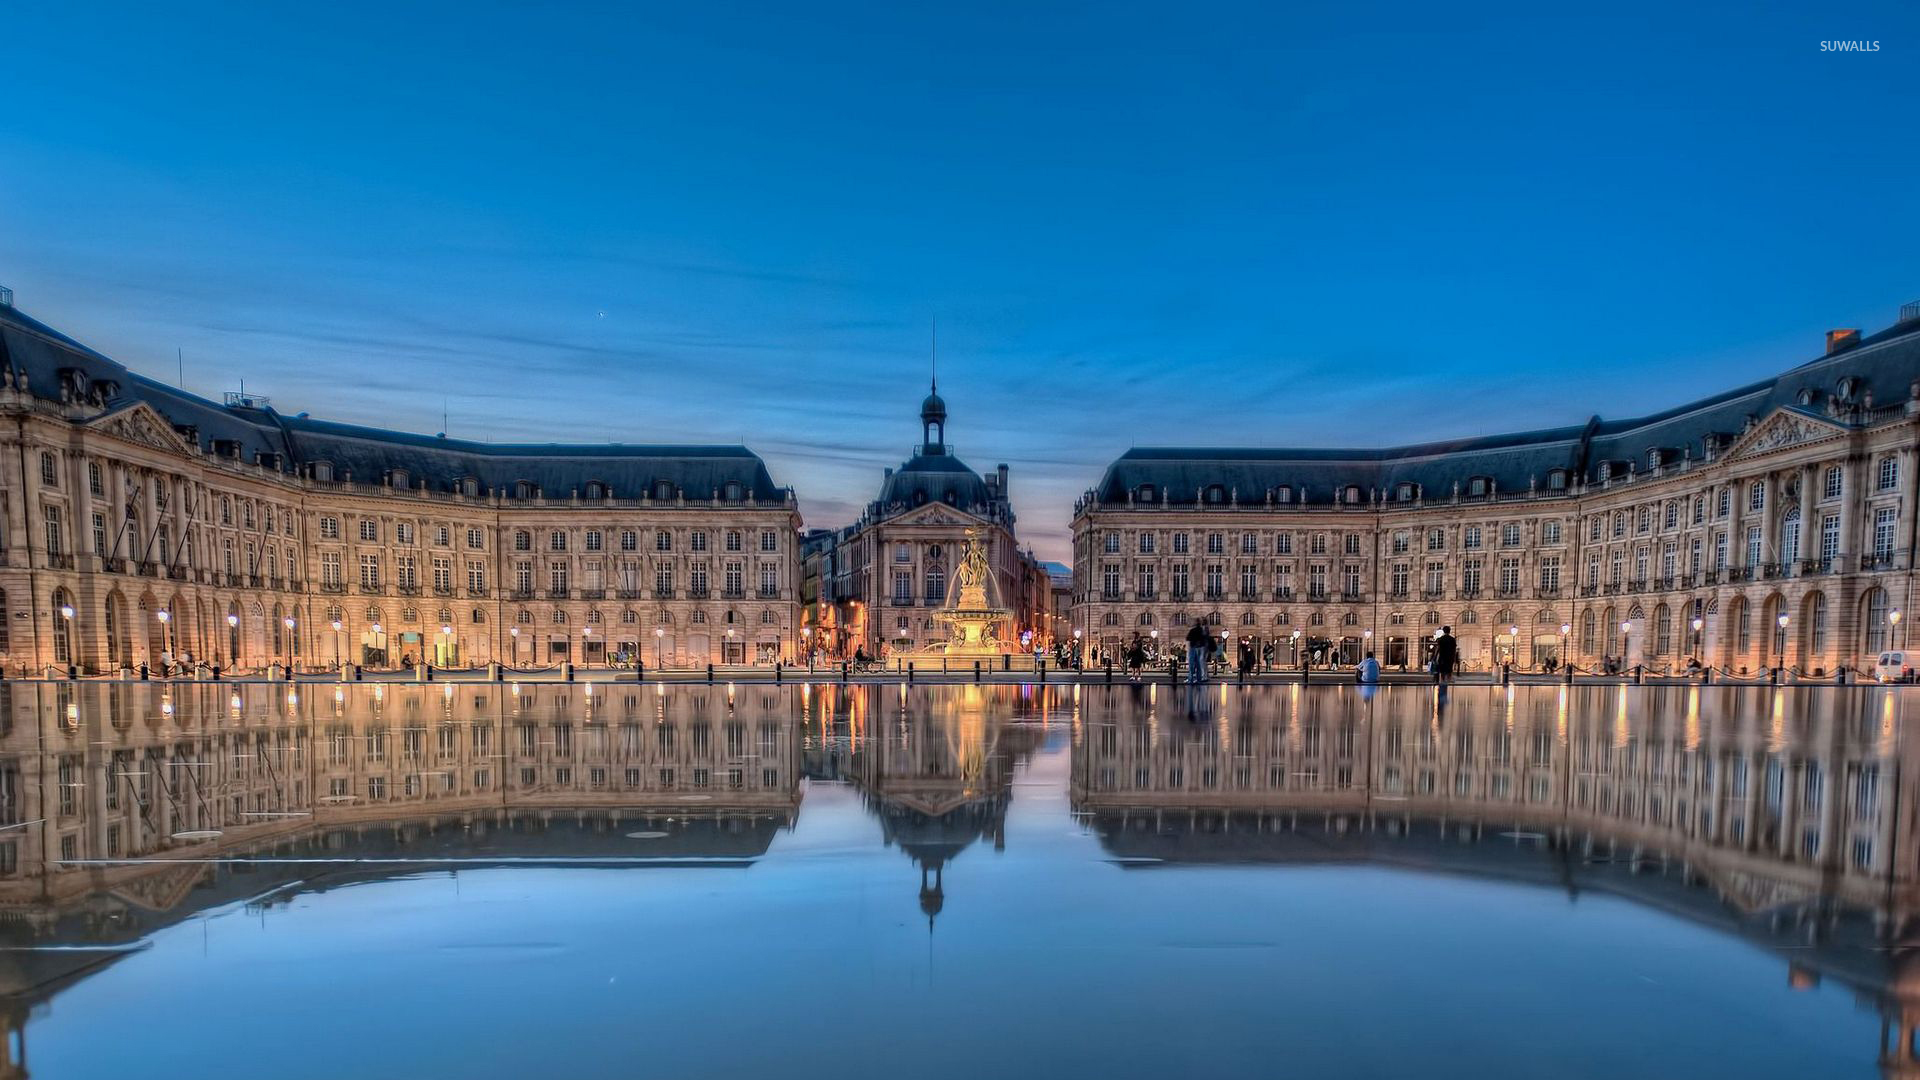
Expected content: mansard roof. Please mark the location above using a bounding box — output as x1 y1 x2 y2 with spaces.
0 302 789 501
1088 314 1920 509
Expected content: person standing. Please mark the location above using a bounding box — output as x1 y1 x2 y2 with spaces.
1432 626 1459 684
1237 637 1256 679
1185 619 1211 684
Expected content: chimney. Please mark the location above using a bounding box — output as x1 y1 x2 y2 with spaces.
996 464 1009 495
1826 328 1861 355
0 285 12 307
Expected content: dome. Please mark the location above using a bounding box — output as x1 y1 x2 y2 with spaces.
920 389 947 424
879 451 991 510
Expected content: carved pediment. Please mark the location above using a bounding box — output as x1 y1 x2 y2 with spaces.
87 403 196 456
1723 409 1847 462
889 503 986 529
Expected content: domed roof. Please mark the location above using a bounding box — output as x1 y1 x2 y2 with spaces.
921 388 947 423
879 451 991 510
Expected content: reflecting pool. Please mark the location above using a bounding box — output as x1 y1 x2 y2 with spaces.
0 680 1912 1078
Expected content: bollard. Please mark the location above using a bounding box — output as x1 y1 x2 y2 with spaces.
841 660 849 683
1564 664 1574 685
975 660 982 683
775 662 783 684
1770 665 1780 685
419 662 432 683
490 661 503 682
636 659 645 683
706 663 714 684
1837 667 1848 686
1038 658 1046 682
1002 654 1011 672
1633 664 1644 685
1501 663 1511 686
139 663 150 681
1702 666 1713 685
908 662 915 684
67 664 78 681
1104 661 1113 685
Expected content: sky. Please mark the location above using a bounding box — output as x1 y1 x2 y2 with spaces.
1 2 1916 561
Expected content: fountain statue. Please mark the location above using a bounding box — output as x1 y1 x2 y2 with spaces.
925 529 1015 657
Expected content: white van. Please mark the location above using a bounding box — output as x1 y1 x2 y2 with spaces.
1872 651 1912 683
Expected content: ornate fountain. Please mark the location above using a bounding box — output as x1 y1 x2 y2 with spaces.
925 529 1015 657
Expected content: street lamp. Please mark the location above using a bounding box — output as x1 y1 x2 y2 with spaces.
155 608 174 671
371 621 384 668
227 611 240 668
724 626 734 665
1690 616 1703 660
331 618 343 667
583 625 593 667
1619 619 1631 668
1559 622 1571 670
509 625 520 666
1891 608 1903 650
1507 623 1519 668
283 615 296 673
1776 612 1790 669
654 625 665 668
441 623 452 667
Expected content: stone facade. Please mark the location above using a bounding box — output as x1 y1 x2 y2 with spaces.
1072 316 1920 676
0 303 801 674
807 388 1052 659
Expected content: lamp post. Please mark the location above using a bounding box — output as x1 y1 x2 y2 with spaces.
226 611 240 668
1507 623 1520 669
440 623 453 668
1149 628 1159 663
1559 622 1571 670
1072 627 1083 669
801 626 812 669
370 621 384 668
283 615 296 674
509 625 520 666
583 625 594 668
654 626 665 669
1891 608 1903 651
724 626 735 666
1690 616 1703 661
1619 620 1631 670
1776 612 1790 671
331 619 343 667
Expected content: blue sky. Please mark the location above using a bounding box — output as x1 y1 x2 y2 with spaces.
2 2 1916 559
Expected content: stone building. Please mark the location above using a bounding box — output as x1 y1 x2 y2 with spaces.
0 300 801 674
808 385 1050 659
1072 309 1920 675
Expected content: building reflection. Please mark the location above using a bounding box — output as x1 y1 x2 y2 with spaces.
805 684 1054 926
1068 682 1920 1075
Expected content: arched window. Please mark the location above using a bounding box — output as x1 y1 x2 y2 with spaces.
1864 588 1892 653
1780 509 1800 564
1580 609 1596 655
50 589 73 664
1654 605 1672 658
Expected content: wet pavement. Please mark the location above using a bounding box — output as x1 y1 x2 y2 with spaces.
0 680 1906 1078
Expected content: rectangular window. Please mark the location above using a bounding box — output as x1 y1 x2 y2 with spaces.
656 530 672 552
1820 514 1840 561
550 531 568 552
359 520 378 542
358 553 380 588
321 516 340 539
43 505 62 555
1745 525 1762 567
432 557 452 591
468 527 485 549
761 530 778 552
1875 507 1897 558
550 563 569 593
396 522 414 544
585 530 603 552
322 551 342 586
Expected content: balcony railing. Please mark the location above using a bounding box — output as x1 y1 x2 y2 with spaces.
759 587 781 599
168 566 189 581
616 588 644 600
433 585 456 597
579 588 606 600
894 595 916 606
722 587 745 599
547 588 571 600
654 587 674 599
468 587 490 598
687 586 710 599
138 562 160 578
511 587 535 600
101 556 124 573
320 581 347 594
357 582 384 595
46 552 74 570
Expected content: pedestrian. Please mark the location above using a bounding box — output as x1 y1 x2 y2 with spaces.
1125 633 1147 681
1185 619 1211 684
1432 626 1459 685
1356 650 1381 685
1237 637 1256 679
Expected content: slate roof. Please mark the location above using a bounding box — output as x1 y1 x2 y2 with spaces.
1088 316 1920 508
0 302 789 501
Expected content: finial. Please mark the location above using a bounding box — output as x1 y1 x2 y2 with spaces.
931 315 937 394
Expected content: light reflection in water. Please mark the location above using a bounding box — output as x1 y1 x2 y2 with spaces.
0 680 1910 1078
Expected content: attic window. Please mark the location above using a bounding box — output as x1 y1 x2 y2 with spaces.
724 481 742 501
312 462 334 483
514 481 536 500
1395 483 1415 501
1547 469 1568 491
1646 449 1662 470
1797 388 1819 406
653 481 674 500
1273 486 1292 504
944 490 957 505
458 477 479 497
1837 376 1863 400
1467 476 1489 497
1344 485 1363 505
1596 462 1611 482
389 469 408 489
1137 484 1156 503
585 481 606 500
1204 485 1226 504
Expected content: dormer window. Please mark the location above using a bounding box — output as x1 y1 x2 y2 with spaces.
1395 483 1415 502
1646 449 1662 470
457 476 478 497
514 480 536 500
1137 484 1156 503
653 481 674 500
1467 476 1489 497
312 461 334 483
1797 387 1819 406
1547 469 1567 491
1343 485 1362 505
1204 485 1226 504
1273 486 1292 504
584 481 606 500
724 481 742 501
